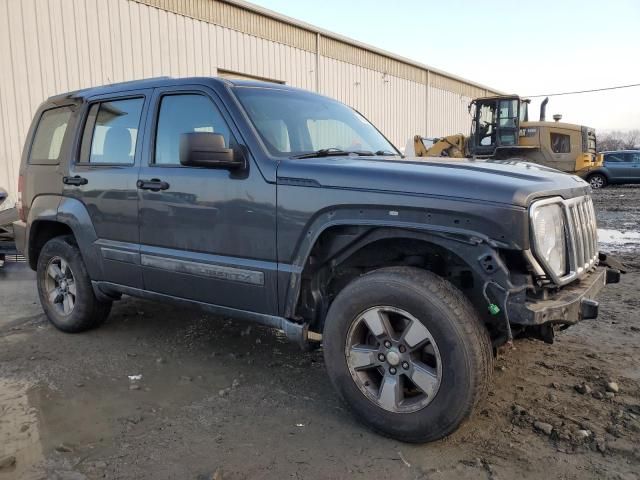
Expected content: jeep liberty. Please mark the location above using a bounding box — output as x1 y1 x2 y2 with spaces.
13 77 621 442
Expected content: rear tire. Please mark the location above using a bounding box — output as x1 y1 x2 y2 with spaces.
36 235 111 333
323 266 492 443
588 173 607 189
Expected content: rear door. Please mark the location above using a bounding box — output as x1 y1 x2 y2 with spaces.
604 152 634 182
64 90 151 288
137 85 278 314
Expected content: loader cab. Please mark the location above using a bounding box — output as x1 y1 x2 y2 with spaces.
468 96 524 157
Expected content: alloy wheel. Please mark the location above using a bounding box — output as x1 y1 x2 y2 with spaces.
589 175 604 189
344 306 442 413
44 256 77 315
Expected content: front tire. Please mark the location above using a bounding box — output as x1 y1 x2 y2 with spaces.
36 235 111 333
588 173 607 189
323 267 492 443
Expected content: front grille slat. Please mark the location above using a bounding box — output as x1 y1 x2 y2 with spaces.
571 203 585 273
588 198 598 260
563 195 598 282
583 201 595 266
578 202 589 268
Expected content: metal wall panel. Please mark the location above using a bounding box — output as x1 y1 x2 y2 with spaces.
431 72 489 99
428 87 474 138
320 36 426 84
0 0 494 209
318 57 426 148
134 0 317 51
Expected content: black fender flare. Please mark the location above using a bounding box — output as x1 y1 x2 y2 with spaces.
283 218 513 319
586 168 609 180
56 196 104 279
25 194 62 267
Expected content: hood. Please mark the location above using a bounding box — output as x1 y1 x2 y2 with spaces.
276 156 590 208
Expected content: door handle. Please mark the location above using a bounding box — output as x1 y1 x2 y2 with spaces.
137 178 170 191
62 175 88 186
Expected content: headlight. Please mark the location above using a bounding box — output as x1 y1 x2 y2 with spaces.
530 201 567 277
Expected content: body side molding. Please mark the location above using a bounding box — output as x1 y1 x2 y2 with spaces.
93 281 305 342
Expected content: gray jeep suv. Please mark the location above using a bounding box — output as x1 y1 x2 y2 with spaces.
13 77 620 443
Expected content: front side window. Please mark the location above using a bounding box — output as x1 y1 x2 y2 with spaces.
233 87 398 157
154 94 232 165
550 133 571 154
81 98 144 164
29 106 73 164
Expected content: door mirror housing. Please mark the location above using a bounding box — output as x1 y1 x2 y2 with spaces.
179 132 245 169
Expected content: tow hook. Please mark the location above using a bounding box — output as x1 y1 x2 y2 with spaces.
580 298 599 320
606 268 621 284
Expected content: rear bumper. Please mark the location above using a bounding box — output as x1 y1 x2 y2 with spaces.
0 206 17 227
12 220 26 255
510 266 619 326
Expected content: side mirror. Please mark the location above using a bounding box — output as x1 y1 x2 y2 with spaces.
179 132 244 169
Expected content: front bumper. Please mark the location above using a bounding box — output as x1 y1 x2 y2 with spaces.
510 266 620 326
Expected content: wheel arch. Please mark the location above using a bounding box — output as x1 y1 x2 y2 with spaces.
27 196 103 278
28 220 73 270
286 222 514 335
586 168 610 181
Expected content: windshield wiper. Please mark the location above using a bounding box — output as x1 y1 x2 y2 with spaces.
292 148 375 159
375 150 399 156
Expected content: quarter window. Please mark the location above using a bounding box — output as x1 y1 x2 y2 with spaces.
154 94 233 165
29 107 73 164
550 133 571 154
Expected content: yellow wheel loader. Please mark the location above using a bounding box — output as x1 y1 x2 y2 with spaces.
409 96 600 177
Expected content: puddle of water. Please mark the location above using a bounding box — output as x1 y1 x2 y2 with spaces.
598 228 640 251
0 379 44 479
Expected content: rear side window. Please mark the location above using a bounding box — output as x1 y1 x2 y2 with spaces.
604 153 625 163
154 94 232 165
550 133 571 153
80 98 144 164
29 107 73 164
625 152 640 163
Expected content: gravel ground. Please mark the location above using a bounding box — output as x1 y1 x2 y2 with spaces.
0 186 639 480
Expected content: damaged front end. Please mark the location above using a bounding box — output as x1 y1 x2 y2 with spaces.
507 255 622 344
482 193 624 345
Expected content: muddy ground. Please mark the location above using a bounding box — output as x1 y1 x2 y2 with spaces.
1 186 639 480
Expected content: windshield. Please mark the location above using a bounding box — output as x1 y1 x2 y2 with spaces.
233 87 399 158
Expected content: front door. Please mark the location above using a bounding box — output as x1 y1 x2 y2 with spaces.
64 90 150 288
137 86 278 314
624 152 640 181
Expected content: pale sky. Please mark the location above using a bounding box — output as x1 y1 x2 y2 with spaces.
248 0 640 131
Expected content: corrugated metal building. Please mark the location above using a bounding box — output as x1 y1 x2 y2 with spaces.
0 0 499 209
